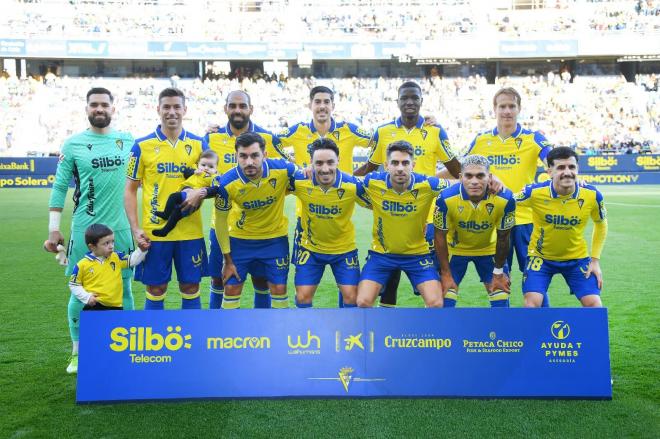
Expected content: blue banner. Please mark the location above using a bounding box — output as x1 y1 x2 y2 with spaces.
0 38 26 56
77 308 611 402
580 154 660 173
0 157 59 188
499 40 578 58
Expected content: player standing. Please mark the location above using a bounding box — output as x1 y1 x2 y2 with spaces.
44 87 135 373
124 88 209 310
204 90 288 309
354 81 461 307
288 138 371 308
434 155 516 308
515 147 607 307
212 132 297 309
356 140 451 308
465 87 552 305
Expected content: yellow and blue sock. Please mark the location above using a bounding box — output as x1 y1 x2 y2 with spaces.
271 293 289 309
444 288 458 308
222 294 241 309
209 285 223 309
181 291 201 309
122 277 134 310
254 288 271 308
489 290 510 308
144 291 165 310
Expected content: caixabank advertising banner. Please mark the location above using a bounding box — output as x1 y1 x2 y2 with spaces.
77 308 611 402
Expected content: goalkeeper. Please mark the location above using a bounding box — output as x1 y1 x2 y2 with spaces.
44 88 136 373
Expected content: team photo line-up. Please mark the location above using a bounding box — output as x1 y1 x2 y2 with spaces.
43 82 608 373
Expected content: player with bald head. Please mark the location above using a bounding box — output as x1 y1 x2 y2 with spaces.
204 90 289 309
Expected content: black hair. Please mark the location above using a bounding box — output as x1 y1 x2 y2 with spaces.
309 86 334 101
386 140 415 158
235 132 265 152
86 87 113 102
547 146 577 166
398 81 422 95
310 137 339 159
85 223 113 246
158 87 186 105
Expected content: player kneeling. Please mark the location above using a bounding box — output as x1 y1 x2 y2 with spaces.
356 141 451 308
434 155 516 307
515 147 607 307
66 224 148 373
289 138 371 307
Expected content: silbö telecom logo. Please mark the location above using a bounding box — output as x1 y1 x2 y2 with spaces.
109 325 192 364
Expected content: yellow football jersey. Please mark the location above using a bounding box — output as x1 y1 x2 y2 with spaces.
205 121 288 174
364 172 450 255
278 118 371 173
127 126 207 241
289 170 371 254
69 251 129 307
515 181 607 261
465 124 552 225
204 121 287 229
434 185 516 256
179 172 215 191
367 116 455 176
213 158 297 240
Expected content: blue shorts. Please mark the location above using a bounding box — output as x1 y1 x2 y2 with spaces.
227 236 289 286
360 251 440 289
208 229 265 279
509 223 533 273
522 256 600 299
294 247 360 286
134 238 208 286
449 255 509 285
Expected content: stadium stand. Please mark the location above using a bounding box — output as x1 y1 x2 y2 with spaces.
1 0 659 41
1 73 658 157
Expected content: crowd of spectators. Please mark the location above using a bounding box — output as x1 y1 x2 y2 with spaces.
1 72 657 157
2 0 658 41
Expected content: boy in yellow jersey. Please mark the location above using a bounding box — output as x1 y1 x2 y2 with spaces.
515 147 607 307
465 87 553 305
434 155 516 308
288 138 371 308
354 81 461 307
153 149 218 237
66 224 148 373
211 132 297 309
124 88 209 310
356 141 451 308
204 90 286 309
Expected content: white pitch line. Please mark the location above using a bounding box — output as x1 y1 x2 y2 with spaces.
607 202 660 208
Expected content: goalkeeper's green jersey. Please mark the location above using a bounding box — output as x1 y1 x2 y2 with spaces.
49 129 134 232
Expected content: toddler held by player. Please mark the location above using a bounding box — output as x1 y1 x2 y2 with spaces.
153 150 218 237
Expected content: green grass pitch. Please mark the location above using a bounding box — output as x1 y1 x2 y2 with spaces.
1 186 658 438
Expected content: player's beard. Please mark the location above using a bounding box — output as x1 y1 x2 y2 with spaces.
230 114 248 130
89 114 111 129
